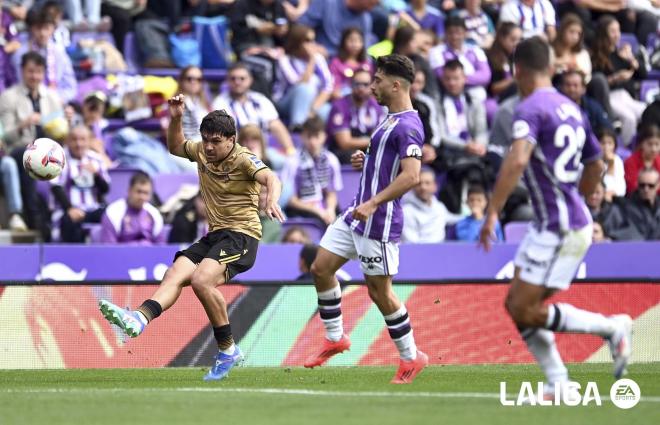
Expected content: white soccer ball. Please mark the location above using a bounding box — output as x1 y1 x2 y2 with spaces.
22 138 66 181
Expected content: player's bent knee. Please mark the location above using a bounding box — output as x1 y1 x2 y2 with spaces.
190 271 215 292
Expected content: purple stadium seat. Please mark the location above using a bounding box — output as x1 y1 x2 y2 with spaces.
337 167 361 210
107 168 141 203
88 223 103 243
504 221 530 243
123 32 140 73
70 31 115 47
36 181 51 203
617 146 632 161
281 218 325 242
619 33 639 54
105 118 161 132
640 80 659 104
445 223 457 241
153 173 199 203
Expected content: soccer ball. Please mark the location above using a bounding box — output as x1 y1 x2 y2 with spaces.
22 138 66 181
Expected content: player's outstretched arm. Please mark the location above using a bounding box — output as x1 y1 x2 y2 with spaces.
479 138 533 251
352 157 420 221
167 94 188 158
255 168 286 223
579 159 606 198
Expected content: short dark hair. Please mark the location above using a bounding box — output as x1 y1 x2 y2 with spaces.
468 184 486 197
302 116 325 135
26 8 56 28
443 59 464 73
228 62 252 75
375 54 415 84
300 244 319 271
130 171 152 188
637 123 660 145
513 36 551 73
560 69 586 86
445 16 466 30
21 51 46 69
596 127 618 147
200 110 237 138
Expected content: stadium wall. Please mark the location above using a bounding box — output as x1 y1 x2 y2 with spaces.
0 243 659 369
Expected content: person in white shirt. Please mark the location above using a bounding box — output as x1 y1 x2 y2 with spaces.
402 168 461 243
499 0 556 41
597 128 626 201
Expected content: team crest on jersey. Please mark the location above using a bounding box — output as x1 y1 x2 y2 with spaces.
333 113 343 126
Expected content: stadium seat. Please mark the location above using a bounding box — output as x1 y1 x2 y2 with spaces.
337 167 361 210
106 168 141 203
504 221 530 243
640 80 659 104
105 118 162 133
281 217 325 242
70 31 115 47
445 223 457 241
619 33 639 54
123 32 140 73
153 173 199 203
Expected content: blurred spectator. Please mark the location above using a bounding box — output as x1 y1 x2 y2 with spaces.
168 66 211 142
326 69 385 164
273 24 333 129
624 124 660 195
329 27 373 99
429 16 491 102
0 52 63 240
456 185 503 242
0 2 19 92
298 0 378 56
80 91 111 164
586 181 640 241
213 62 295 155
456 0 495 49
296 243 318 280
597 128 625 200
402 167 460 243
436 60 489 213
641 99 659 129
62 0 103 28
410 68 441 164
236 124 284 242
486 21 520 100
592 15 647 147
229 0 288 95
623 169 660 240
134 0 185 68
281 225 312 243
281 117 342 226
499 0 556 41
552 14 591 80
2 0 33 21
100 171 165 244
592 221 609 243
392 25 440 100
559 70 613 134
399 0 445 37
13 8 77 103
168 194 208 243
42 1 71 49
0 140 26 231
51 125 110 242
101 0 148 55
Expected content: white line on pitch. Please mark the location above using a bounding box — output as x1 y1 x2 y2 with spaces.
1 387 659 402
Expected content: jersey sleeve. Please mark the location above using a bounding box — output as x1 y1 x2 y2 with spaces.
183 140 203 162
396 122 424 160
239 152 269 180
512 102 540 145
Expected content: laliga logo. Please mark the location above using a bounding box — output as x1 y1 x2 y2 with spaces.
500 379 641 408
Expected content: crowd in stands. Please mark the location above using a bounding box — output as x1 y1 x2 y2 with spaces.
0 0 658 246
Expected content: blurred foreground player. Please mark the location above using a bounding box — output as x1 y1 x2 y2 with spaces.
478 37 632 400
99 95 285 381
304 55 428 384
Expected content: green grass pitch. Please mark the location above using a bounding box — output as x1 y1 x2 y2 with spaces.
1 364 659 425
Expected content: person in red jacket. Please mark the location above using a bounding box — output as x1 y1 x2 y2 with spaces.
624 124 660 196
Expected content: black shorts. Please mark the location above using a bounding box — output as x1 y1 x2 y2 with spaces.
174 229 259 281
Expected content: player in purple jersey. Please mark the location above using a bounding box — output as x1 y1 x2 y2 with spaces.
479 37 632 401
303 54 429 384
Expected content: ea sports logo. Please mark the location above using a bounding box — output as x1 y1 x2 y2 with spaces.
610 379 640 409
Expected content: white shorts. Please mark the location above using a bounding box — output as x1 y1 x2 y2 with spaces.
513 224 592 290
320 219 399 276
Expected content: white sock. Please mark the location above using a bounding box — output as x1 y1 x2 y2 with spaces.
318 286 343 342
547 303 617 337
384 305 417 361
135 311 148 326
523 328 569 388
220 343 236 355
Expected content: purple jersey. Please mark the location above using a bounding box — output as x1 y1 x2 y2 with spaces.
327 95 386 139
406 5 445 36
342 110 424 242
512 88 601 234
